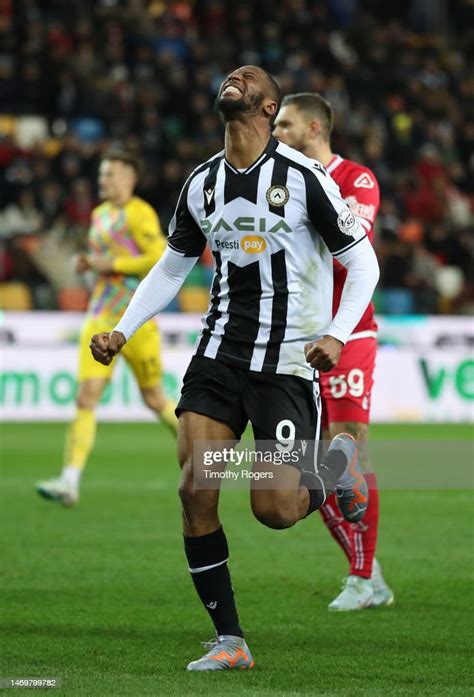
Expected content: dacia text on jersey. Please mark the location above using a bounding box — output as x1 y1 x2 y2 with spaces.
200 217 292 235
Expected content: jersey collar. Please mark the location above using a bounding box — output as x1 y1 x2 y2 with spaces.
224 136 278 175
326 154 344 174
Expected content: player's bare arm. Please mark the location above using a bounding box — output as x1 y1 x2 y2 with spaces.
89 331 126 365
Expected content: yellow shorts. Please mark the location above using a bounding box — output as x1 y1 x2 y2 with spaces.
78 316 162 389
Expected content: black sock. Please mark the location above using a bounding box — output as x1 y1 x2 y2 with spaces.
301 449 348 516
320 448 348 486
184 527 243 638
300 469 325 516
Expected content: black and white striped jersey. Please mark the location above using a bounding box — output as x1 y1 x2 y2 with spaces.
168 137 367 380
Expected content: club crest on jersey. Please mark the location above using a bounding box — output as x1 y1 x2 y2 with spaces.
266 185 289 207
353 173 375 189
337 208 358 235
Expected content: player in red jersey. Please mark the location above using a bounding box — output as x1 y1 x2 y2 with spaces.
274 92 394 610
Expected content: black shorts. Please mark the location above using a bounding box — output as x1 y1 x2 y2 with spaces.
176 355 321 470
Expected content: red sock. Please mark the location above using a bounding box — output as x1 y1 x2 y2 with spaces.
319 493 353 563
350 472 379 579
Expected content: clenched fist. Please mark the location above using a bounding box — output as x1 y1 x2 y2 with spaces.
90 331 126 365
304 335 343 372
75 254 114 274
75 254 90 273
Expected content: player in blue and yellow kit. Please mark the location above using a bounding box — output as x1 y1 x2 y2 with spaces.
36 150 177 506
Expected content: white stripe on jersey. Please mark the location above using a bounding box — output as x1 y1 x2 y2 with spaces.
203 257 230 359
249 160 276 371
194 159 232 359
213 159 226 212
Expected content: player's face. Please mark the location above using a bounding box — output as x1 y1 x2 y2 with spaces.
273 105 311 153
216 66 270 117
98 160 135 203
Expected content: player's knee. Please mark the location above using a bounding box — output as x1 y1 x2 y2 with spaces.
178 472 218 527
178 465 194 505
178 477 200 515
141 386 165 413
251 498 298 530
77 394 96 410
178 465 208 504
76 380 105 410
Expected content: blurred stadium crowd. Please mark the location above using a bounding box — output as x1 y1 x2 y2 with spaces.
0 0 473 314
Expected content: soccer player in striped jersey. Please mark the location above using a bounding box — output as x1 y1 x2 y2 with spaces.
36 150 177 507
90 66 380 670
274 92 394 611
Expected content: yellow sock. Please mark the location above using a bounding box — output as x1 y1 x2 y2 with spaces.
160 400 178 435
63 408 97 471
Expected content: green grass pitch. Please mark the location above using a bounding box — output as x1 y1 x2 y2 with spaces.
1 422 473 696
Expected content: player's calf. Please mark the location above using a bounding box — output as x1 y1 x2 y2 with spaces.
178 465 221 536
250 461 311 529
330 421 370 472
251 494 301 529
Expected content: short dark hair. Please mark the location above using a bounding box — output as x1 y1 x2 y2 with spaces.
281 93 333 141
102 149 140 175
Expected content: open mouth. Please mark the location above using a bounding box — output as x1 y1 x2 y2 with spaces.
221 84 242 97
